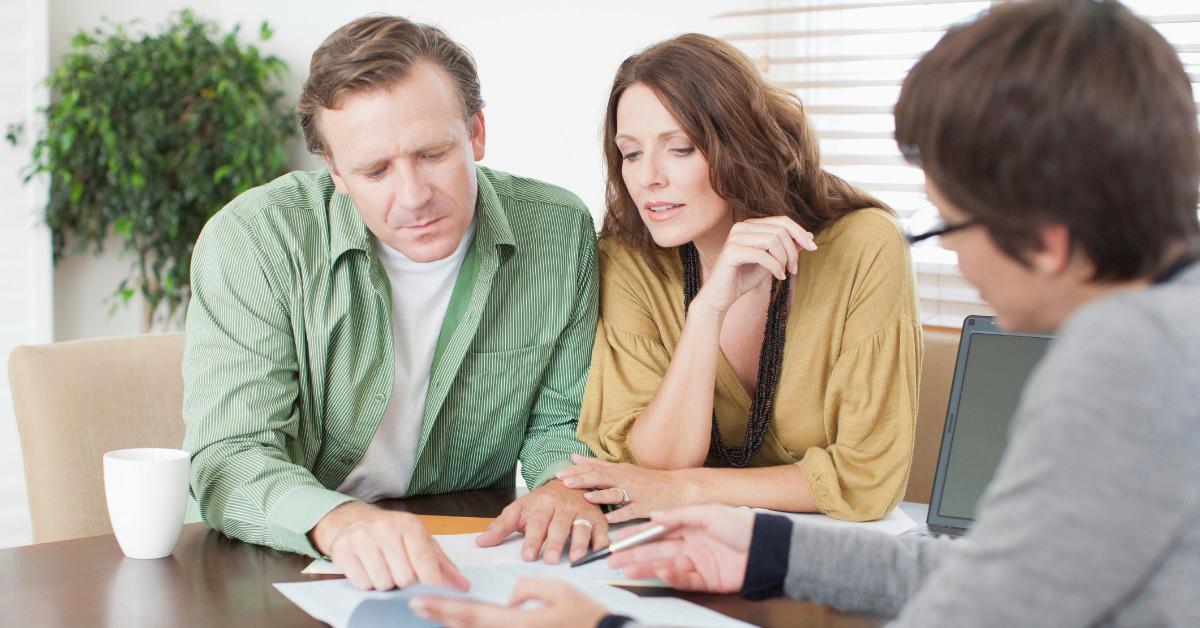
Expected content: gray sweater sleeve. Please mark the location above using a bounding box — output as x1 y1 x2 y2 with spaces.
782 296 1200 626
782 522 954 616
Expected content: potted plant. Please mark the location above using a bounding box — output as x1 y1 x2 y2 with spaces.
8 10 295 329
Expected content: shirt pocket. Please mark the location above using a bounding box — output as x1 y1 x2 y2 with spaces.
453 343 556 429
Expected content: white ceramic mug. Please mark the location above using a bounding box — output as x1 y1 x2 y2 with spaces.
103 448 190 559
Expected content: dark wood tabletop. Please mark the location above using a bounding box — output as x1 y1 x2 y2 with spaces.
0 488 885 627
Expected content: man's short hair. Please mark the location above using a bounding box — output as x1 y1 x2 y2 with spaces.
296 15 485 157
895 0 1200 280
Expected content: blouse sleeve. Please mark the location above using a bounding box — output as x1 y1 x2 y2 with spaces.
576 246 672 464
796 218 922 521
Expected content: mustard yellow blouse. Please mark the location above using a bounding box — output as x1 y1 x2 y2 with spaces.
577 208 922 521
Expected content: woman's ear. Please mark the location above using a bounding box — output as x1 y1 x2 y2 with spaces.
1029 224 1074 277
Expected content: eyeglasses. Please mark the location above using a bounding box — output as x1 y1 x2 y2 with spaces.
905 219 982 245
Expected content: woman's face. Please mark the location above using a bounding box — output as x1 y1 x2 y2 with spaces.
926 179 1062 332
614 83 732 248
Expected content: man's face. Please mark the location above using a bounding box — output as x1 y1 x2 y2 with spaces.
320 61 485 262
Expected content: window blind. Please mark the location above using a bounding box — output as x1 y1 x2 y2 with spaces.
718 0 1200 327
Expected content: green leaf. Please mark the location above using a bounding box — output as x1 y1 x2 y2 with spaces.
5 122 23 145
114 217 134 237
10 9 296 322
59 128 75 152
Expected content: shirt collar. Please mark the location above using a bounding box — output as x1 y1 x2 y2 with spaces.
472 165 516 258
329 186 371 262
328 165 515 265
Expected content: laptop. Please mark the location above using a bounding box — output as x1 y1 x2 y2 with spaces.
923 315 1053 538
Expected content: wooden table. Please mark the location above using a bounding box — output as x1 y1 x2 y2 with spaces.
0 488 885 627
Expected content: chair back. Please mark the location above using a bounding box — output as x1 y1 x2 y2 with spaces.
905 328 960 504
8 333 187 543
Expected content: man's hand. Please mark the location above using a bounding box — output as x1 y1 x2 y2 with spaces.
310 501 470 591
474 479 607 564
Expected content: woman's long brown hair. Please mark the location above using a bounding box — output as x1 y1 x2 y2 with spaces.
600 34 887 268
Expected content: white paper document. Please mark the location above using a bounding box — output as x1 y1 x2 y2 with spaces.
757 505 917 536
277 564 752 628
305 531 664 586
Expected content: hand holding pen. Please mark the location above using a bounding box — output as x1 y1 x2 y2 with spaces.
570 523 670 567
599 505 757 593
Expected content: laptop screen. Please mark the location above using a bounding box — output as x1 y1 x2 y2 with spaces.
929 317 1052 528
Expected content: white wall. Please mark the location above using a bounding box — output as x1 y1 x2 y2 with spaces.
51 0 736 339
0 0 52 549
217 0 733 224
2 0 748 547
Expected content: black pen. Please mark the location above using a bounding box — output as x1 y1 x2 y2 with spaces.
570 524 669 568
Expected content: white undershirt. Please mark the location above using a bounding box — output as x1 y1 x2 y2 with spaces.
336 219 476 501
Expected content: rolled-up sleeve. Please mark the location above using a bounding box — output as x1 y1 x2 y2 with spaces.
519 211 600 487
182 210 353 557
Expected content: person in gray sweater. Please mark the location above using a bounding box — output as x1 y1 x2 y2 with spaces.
408 1 1200 626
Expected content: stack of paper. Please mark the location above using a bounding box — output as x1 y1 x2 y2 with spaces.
304 531 664 587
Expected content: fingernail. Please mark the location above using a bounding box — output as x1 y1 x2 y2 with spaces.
409 601 430 619
585 492 598 500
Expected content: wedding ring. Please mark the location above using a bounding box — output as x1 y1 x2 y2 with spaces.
618 487 631 505
572 518 594 530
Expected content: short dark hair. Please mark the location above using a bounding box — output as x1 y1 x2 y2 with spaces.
895 0 1200 280
296 15 484 157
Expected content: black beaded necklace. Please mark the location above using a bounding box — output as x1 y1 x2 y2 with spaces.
680 242 790 468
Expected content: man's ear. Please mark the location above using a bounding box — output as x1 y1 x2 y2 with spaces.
469 110 486 162
324 153 349 196
1029 224 1073 277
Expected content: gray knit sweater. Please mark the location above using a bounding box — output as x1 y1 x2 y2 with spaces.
781 262 1200 627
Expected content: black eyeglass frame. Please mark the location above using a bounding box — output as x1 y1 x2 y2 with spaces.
905 219 982 245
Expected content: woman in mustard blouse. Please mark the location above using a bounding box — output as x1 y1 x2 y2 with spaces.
558 34 922 523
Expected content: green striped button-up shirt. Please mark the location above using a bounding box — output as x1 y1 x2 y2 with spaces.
182 165 598 557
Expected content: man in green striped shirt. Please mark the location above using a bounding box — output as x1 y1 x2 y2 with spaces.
182 16 605 591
